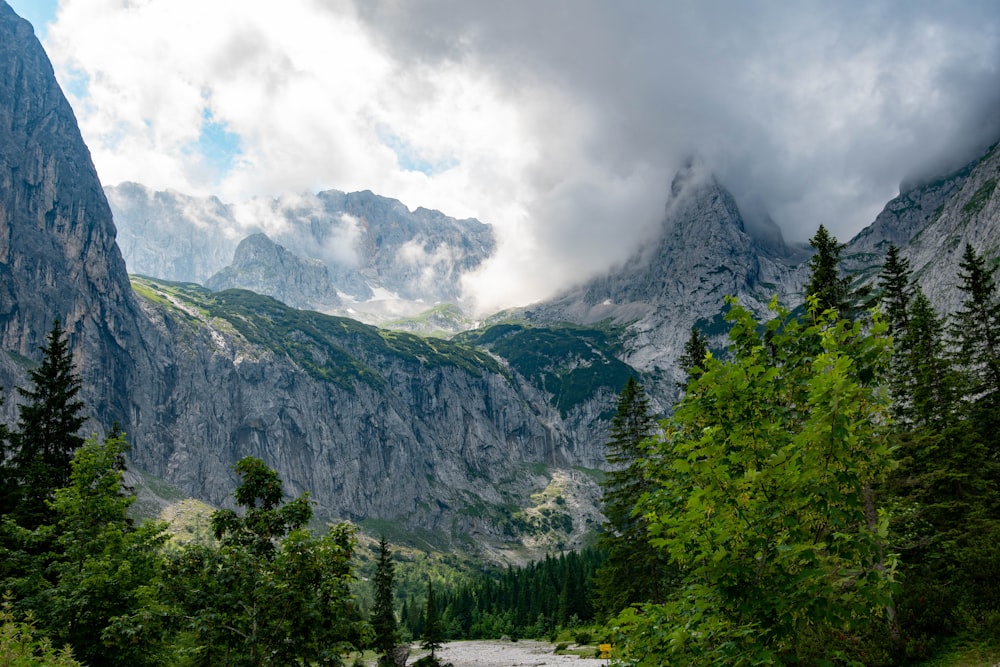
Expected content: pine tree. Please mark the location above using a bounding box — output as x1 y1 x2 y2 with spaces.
900 289 958 428
373 536 400 666
805 224 853 318
677 327 709 387
595 376 668 619
8 319 86 529
950 243 1000 397
878 244 913 336
421 580 444 659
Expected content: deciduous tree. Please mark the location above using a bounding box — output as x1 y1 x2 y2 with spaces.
616 296 897 666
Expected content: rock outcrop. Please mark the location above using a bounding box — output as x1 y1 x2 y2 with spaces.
106 183 496 321
0 3 150 430
206 233 341 311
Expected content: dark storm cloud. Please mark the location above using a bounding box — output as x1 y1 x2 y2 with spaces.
357 0 1000 243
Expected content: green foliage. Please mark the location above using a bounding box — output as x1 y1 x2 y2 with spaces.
4 320 86 529
618 296 897 666
806 224 855 319
677 326 710 386
421 581 444 657
372 536 400 666
950 244 1000 396
878 244 914 337
1 434 170 667
159 457 365 665
459 323 634 416
0 603 82 666
595 377 670 620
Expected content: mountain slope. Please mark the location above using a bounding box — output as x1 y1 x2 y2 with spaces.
0 2 624 558
106 182 495 321
527 162 807 397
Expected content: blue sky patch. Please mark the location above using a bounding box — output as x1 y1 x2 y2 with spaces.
377 127 458 176
6 0 59 40
195 108 243 178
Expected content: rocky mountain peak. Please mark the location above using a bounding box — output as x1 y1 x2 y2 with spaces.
206 233 341 310
0 2 148 429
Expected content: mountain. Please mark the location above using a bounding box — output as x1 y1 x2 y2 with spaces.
4 0 1000 561
0 1 647 559
0 3 152 431
524 161 809 401
205 233 342 311
525 146 1000 407
106 182 495 323
841 142 1000 313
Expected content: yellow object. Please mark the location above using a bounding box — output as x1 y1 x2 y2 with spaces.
599 643 612 658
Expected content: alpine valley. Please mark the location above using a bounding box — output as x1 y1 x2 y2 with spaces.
2 2 999 563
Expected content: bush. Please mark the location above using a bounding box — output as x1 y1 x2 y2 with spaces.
555 643 569 652
575 631 592 645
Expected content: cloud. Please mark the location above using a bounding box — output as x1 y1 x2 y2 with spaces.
42 0 1000 313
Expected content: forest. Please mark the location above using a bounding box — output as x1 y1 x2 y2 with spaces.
0 226 998 666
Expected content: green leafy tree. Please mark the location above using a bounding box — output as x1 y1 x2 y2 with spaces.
0 602 83 666
6 320 86 529
39 434 169 667
805 224 854 318
160 457 363 666
373 536 400 667
595 377 669 620
616 296 897 666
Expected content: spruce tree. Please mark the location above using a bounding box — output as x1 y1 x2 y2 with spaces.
373 536 400 667
878 244 913 336
677 327 709 387
950 243 1000 397
8 319 86 529
595 376 667 619
421 580 444 660
805 224 853 318
900 289 958 428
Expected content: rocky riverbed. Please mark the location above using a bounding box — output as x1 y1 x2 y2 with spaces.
427 640 605 667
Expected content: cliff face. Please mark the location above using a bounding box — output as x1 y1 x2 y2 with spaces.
528 162 807 399
0 3 149 429
206 233 342 311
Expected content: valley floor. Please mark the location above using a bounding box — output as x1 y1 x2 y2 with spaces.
421 640 604 666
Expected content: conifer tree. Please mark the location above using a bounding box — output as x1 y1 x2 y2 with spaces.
878 244 913 336
677 327 709 387
373 536 400 666
900 289 958 428
8 319 86 529
805 224 853 318
596 376 668 619
950 243 1000 397
421 580 444 660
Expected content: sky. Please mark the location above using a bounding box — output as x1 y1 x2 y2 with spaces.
7 0 1000 312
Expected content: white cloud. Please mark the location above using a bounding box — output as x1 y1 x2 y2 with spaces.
42 0 1000 312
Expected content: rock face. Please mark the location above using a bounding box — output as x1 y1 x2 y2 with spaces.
106 183 496 320
0 3 149 430
528 162 808 401
842 143 1000 315
206 233 341 311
